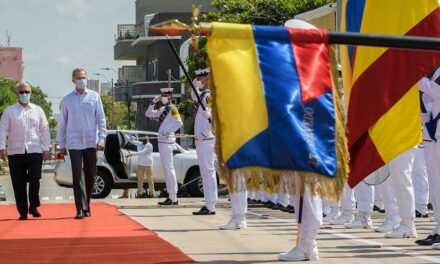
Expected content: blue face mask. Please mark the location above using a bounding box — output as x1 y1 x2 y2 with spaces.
19 93 31 104
76 79 87 89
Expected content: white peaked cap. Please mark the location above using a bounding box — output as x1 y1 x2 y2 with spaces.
195 68 210 77
284 19 317 30
160 87 174 93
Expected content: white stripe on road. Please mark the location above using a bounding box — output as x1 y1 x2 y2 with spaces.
42 197 49 201
112 195 120 199
68 196 74 200
247 211 440 264
55 196 63 200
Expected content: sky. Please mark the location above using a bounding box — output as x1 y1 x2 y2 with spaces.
0 0 136 113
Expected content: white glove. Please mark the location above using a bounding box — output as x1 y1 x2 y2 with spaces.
161 131 170 138
152 95 162 103
421 113 430 123
202 110 211 119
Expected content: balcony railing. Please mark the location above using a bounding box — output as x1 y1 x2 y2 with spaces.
116 24 139 41
118 65 146 83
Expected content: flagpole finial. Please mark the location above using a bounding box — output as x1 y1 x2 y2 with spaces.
147 5 212 51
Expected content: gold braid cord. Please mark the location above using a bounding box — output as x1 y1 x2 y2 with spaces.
211 46 349 201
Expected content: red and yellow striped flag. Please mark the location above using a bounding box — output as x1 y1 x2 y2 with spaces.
341 0 440 187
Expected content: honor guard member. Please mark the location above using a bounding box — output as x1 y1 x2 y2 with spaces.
191 68 218 215
146 88 183 205
417 66 440 247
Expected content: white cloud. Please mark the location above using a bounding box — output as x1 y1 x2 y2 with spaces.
56 0 89 21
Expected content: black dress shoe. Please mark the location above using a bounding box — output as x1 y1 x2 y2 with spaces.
428 203 433 210
373 205 381 212
158 198 178 205
18 215 27 220
280 205 291 212
193 206 216 215
75 211 84 219
416 210 429 218
271 203 284 210
265 201 275 208
83 210 91 217
415 234 440 245
29 208 41 218
378 209 385 213
287 205 295 214
247 199 260 205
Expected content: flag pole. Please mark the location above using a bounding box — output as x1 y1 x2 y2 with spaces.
296 196 304 247
328 32 440 51
150 20 440 52
165 35 211 124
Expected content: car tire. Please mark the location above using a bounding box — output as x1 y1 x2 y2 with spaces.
185 168 204 197
91 169 112 199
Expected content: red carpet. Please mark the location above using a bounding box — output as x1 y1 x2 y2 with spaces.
0 203 195 264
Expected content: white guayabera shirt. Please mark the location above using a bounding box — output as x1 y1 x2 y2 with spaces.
0 102 50 155
57 88 107 150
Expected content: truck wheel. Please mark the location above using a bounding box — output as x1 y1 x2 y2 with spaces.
92 169 112 199
185 168 204 197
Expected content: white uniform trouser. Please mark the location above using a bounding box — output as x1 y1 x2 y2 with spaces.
229 175 248 217
293 187 322 254
411 146 429 215
354 182 374 213
377 171 400 225
276 176 290 207
159 142 178 201
195 138 218 211
374 185 384 209
388 148 416 229
424 140 440 234
340 183 355 216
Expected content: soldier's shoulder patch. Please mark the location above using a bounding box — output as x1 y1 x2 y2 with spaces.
171 107 180 118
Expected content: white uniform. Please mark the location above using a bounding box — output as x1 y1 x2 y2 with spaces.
279 184 322 261
192 89 218 211
220 176 248 229
386 148 417 237
146 103 182 202
419 72 440 238
375 165 400 232
411 146 429 215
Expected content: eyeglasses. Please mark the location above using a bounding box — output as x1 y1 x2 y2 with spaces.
18 91 31 94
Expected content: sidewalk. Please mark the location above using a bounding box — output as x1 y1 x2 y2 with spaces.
107 198 440 264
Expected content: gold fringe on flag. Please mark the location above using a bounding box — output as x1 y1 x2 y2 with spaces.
210 46 349 201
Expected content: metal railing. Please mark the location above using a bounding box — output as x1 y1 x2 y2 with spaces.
118 65 146 83
116 24 138 41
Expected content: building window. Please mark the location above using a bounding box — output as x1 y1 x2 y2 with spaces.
148 59 158 81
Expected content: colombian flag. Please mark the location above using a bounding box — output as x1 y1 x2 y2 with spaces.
341 0 440 187
208 23 348 198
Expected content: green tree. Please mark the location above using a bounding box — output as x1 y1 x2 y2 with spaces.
101 95 137 130
0 78 56 134
207 0 336 25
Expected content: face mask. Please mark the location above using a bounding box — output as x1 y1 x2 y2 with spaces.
76 79 87 89
19 93 31 104
193 80 203 89
161 96 169 104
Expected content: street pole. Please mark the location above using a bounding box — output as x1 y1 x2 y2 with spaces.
126 80 131 130
111 78 115 129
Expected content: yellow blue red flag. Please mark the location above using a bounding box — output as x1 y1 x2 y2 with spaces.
341 0 440 187
207 23 347 198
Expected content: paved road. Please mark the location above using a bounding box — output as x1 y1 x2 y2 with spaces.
0 173 124 202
